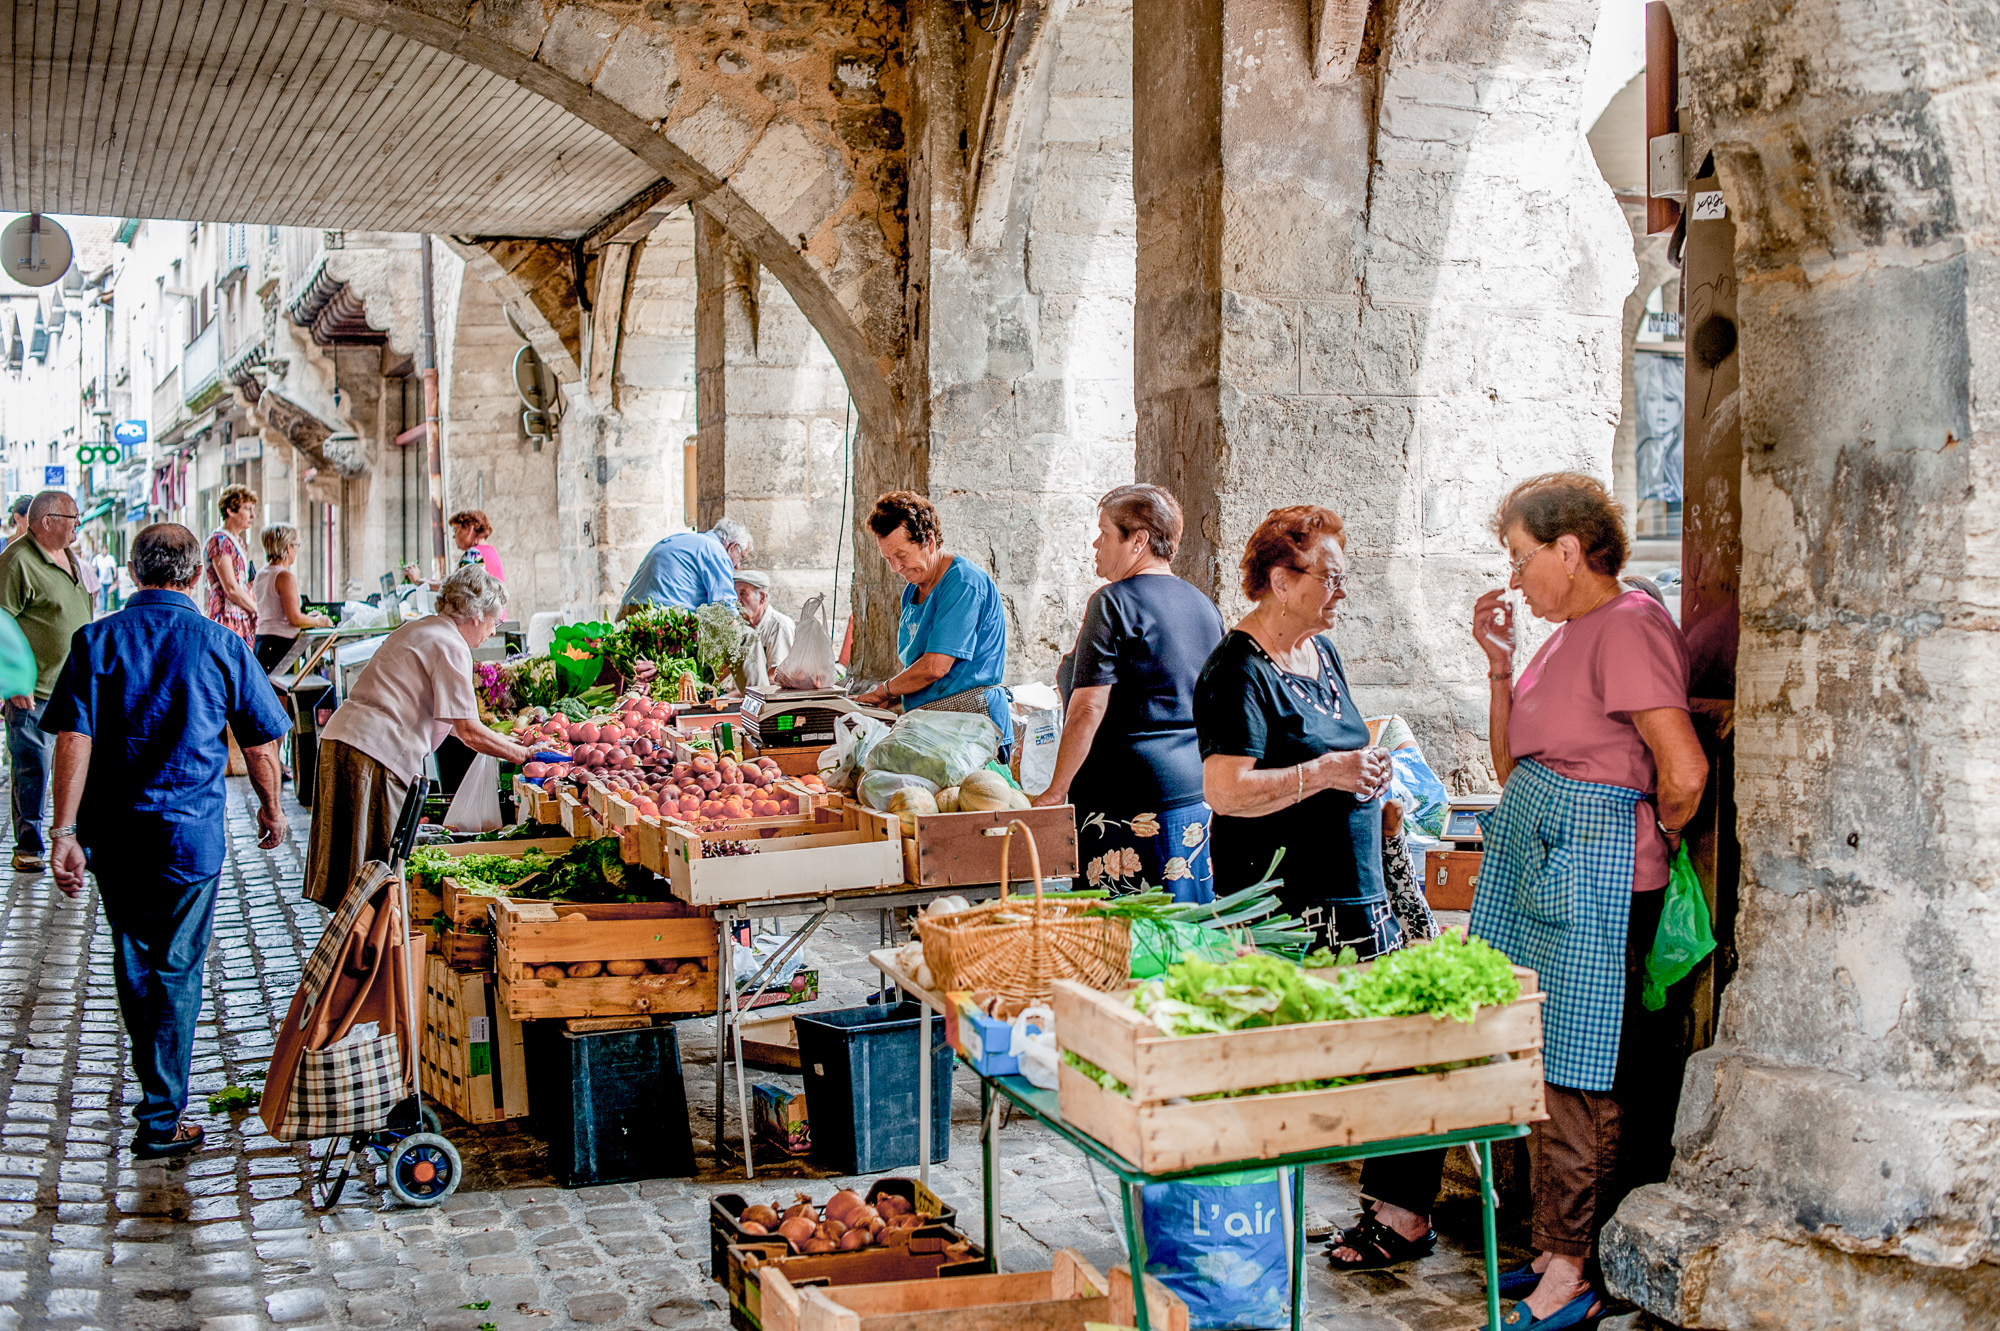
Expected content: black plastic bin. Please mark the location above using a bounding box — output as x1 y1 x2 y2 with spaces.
794 1000 952 1175
525 1020 696 1187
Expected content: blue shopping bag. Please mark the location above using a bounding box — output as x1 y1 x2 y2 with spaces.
1141 1169 1292 1329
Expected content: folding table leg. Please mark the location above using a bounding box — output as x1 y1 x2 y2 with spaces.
1121 1181 1150 1331
1289 1164 1307 1329
1478 1139 1501 1331
980 1081 999 1274
917 1007 932 1188
713 916 729 1167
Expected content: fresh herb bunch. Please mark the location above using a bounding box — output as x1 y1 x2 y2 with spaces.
607 604 701 678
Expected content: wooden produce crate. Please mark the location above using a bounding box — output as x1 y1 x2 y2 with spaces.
725 1225 985 1331
737 1014 801 1071
762 1249 1186 1331
409 837 575 893
647 805 904 906
420 957 530 1124
1050 969 1546 1173
901 805 1079 887
513 775 562 827
438 930 494 970
494 898 719 1020
556 788 608 839
749 745 823 778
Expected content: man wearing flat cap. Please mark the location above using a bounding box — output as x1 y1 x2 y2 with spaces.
728 570 796 692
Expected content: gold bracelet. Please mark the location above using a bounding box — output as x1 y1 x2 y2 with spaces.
1296 763 1304 805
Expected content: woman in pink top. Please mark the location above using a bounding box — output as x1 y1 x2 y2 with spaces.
1329 474 1708 1329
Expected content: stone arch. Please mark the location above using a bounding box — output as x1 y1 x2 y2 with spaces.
323 0 908 455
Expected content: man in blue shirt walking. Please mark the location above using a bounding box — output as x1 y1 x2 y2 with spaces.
45 524 292 1158
617 517 752 617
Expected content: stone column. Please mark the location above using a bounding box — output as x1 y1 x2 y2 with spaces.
1600 6 2000 1328
1134 0 1632 779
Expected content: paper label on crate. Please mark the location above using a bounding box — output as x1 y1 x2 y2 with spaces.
468 1014 491 1043
911 1177 946 1218
469 1043 492 1077
959 1020 984 1061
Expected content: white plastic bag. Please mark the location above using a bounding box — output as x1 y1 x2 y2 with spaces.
1009 1004 1058 1090
774 594 838 690
1009 682 1062 796
863 710 1001 789
340 599 390 630
819 710 891 788
857 769 939 813
443 754 502 833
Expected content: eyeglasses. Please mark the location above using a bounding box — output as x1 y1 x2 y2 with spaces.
43 512 80 524
1286 565 1347 594
1507 542 1549 579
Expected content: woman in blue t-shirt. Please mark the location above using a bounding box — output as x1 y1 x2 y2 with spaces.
1194 505 1394 954
854 491 1011 743
1033 485 1224 902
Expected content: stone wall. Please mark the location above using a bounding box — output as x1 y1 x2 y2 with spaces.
1135 0 1632 784
433 252 564 620
1600 5 2000 1328
910 0 1138 681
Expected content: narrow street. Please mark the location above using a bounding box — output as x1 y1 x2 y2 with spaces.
0 779 1530 1331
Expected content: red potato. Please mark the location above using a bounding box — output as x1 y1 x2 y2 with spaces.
523 762 549 779
571 721 599 744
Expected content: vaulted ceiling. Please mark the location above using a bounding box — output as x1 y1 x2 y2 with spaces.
0 0 659 235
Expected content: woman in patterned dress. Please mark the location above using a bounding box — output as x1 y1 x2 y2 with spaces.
205 484 259 648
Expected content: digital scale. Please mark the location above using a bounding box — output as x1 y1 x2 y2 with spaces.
1442 794 1500 846
738 688 896 749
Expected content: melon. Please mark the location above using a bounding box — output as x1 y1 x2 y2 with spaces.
955 769 1016 812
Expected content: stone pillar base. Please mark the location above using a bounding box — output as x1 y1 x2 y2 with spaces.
1602 1187 2000 1330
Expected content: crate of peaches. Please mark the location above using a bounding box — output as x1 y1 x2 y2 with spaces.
515 694 678 784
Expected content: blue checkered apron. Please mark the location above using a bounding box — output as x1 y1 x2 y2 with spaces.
1469 759 1641 1092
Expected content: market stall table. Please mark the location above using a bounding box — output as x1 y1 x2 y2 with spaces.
867 947 1529 1331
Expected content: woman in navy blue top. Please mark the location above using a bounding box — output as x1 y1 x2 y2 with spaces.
1034 486 1224 901
1194 506 1395 954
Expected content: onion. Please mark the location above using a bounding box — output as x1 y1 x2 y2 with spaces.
878 1225 913 1248
738 1221 769 1235
838 1229 868 1251
823 1189 865 1225
801 1238 837 1254
816 1219 847 1241
740 1204 779 1228
782 1193 818 1223
846 1204 879 1227
875 1194 911 1218
776 1216 816 1247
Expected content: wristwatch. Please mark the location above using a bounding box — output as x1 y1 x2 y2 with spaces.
50 824 77 839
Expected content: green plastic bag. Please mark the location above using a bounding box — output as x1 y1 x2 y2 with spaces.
0 610 33 701
1641 844 1716 1010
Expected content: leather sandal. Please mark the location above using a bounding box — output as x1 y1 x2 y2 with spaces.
1488 1289 1605 1331
1324 1211 1437 1270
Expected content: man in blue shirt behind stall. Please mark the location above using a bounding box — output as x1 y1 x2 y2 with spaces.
617 517 753 618
45 523 292 1159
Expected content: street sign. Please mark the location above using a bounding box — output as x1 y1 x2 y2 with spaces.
43 466 66 487
76 443 122 464
1 215 72 288
113 420 147 445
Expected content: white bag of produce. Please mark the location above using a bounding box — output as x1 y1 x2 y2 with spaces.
774 594 839 690
442 754 503 833
857 768 938 813
862 709 1000 789
1009 682 1062 796
819 710 890 789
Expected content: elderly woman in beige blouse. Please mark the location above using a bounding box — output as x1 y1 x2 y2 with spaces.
303 566 535 910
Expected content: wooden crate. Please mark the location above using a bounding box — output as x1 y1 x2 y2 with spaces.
513 775 563 827
439 930 494 970
762 1249 1186 1331
420 957 530 1124
901 806 1079 886
410 837 575 893
556 788 607 839
750 745 823 778
493 897 719 1020
647 805 905 906
725 1226 985 1331
1050 968 1546 1173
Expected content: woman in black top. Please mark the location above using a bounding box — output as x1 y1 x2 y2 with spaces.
1034 486 1225 901
1194 505 1396 954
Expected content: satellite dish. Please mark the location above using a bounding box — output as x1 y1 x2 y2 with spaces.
514 345 556 412
1 215 72 288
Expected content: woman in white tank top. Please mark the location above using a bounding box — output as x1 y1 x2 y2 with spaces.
253 524 332 672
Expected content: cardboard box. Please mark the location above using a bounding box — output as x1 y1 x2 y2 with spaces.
947 992 1045 1078
753 1083 810 1156
1426 849 1482 911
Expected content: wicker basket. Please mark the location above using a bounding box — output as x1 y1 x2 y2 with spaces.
916 819 1129 1012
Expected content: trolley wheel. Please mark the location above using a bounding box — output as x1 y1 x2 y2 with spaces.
420 1104 444 1136
385 1132 461 1207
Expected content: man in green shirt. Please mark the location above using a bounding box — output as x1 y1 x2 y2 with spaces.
0 491 92 871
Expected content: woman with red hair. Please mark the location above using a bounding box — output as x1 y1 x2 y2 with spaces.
1193 505 1393 954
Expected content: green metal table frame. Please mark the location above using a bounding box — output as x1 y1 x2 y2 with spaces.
975 1073 1529 1331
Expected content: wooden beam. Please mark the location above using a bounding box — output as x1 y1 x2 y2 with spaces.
582 177 697 252
586 241 636 405
1310 0 1372 84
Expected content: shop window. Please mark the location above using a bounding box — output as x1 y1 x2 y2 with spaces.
1633 281 1685 540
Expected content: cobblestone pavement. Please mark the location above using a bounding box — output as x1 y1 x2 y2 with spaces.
0 778 1545 1331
